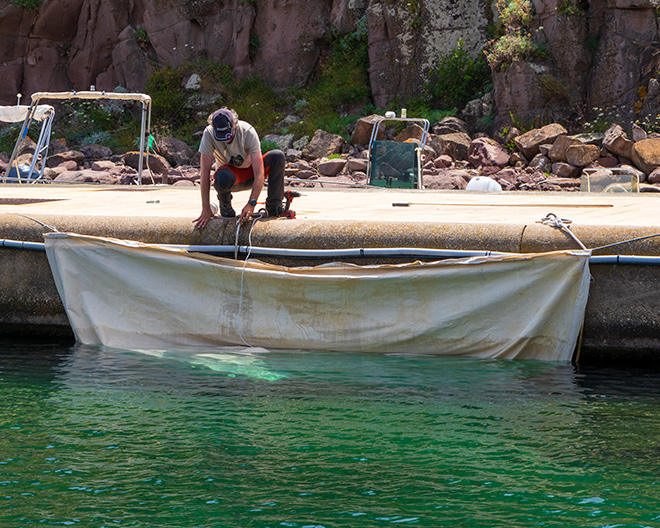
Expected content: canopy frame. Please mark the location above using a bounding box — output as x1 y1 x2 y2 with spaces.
3 91 152 184
1 104 55 183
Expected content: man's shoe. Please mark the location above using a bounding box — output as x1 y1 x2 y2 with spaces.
266 202 284 217
219 194 236 218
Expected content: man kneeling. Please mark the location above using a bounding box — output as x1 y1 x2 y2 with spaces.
194 107 285 227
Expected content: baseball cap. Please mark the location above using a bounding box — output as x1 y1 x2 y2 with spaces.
212 109 234 141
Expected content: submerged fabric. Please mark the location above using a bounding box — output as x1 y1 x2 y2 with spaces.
44 233 592 361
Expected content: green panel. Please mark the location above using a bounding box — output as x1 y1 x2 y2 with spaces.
369 140 419 189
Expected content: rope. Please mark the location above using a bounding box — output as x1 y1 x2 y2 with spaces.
539 213 660 253
591 232 660 252
537 213 588 251
5 212 59 233
236 213 264 348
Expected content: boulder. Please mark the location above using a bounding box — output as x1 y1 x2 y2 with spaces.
185 73 201 90
262 133 295 151
551 162 581 178
46 150 85 168
632 137 660 175
58 160 78 171
632 123 648 142
350 115 385 145
603 124 633 159
293 136 310 151
433 132 471 161
318 158 346 176
422 171 469 190
54 168 119 184
302 129 346 160
514 123 567 159
347 158 368 172
433 154 453 169
647 167 660 184
566 144 600 167
548 135 583 162
467 137 510 173
394 123 426 143
571 133 604 146
462 92 494 132
50 138 70 155
158 137 194 167
123 151 171 174
431 116 470 136
528 154 552 174
80 144 113 159
294 170 317 180
285 149 302 161
595 154 619 168
172 179 195 186
91 160 116 171
509 151 528 166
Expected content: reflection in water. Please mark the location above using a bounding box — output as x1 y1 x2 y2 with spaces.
1 342 660 527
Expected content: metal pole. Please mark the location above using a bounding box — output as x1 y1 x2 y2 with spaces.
137 101 147 184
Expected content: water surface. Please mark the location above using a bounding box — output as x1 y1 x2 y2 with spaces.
1 341 660 527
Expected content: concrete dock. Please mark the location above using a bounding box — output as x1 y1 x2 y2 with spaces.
3 183 660 362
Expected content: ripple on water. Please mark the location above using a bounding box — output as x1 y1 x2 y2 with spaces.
1 342 660 527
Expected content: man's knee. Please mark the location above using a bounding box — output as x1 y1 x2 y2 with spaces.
264 150 285 174
213 168 237 193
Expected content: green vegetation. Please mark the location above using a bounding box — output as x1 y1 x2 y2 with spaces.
144 66 190 127
425 38 491 113
135 28 150 50
260 139 279 153
0 125 20 154
10 0 43 10
556 0 585 17
286 15 371 138
487 0 544 70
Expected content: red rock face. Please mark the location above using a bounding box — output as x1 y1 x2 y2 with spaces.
0 0 336 103
2 0 660 132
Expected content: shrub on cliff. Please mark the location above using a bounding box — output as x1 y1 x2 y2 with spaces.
486 0 545 70
287 15 371 138
425 38 491 112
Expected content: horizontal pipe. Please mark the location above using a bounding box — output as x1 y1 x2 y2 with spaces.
589 255 660 265
7 238 660 265
0 239 47 251
172 245 508 259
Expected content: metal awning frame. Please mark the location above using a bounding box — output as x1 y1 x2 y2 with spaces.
3 91 152 185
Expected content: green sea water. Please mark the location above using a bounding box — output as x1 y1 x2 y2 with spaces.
1 341 660 528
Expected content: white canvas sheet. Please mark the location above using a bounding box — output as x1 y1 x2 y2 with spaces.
44 233 592 361
0 104 54 123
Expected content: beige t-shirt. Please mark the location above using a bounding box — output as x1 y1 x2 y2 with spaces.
198 120 261 169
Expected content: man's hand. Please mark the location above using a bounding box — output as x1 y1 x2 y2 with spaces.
239 203 255 224
193 206 217 228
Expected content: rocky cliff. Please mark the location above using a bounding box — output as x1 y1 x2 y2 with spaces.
1 0 659 129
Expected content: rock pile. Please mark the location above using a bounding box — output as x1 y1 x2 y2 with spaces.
3 115 660 193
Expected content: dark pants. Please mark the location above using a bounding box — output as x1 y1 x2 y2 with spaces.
213 150 285 212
